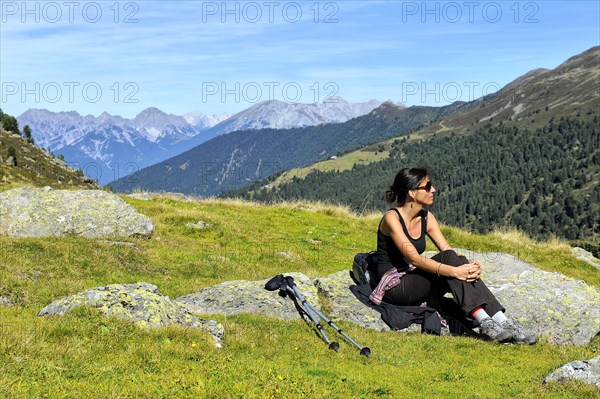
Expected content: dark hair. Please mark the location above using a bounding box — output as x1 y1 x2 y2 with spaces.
385 167 429 204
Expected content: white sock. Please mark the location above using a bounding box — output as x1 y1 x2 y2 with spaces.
492 311 509 324
470 306 491 323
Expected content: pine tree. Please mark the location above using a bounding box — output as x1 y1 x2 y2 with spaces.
23 125 34 144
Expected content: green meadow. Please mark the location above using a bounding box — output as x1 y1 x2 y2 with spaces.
1 195 598 398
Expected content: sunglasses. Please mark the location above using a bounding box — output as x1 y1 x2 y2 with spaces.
415 181 433 192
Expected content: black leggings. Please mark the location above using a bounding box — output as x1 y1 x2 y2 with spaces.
382 250 505 316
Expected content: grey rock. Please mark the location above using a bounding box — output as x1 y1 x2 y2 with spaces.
573 247 600 270
0 296 14 307
0 187 154 238
39 282 224 347
314 271 391 331
177 273 318 320
462 250 600 346
179 250 600 345
6 156 16 166
544 356 600 387
186 221 209 229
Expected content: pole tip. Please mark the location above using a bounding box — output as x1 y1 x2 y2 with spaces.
359 347 371 357
329 342 340 351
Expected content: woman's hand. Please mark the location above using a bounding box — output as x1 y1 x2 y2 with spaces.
452 261 481 282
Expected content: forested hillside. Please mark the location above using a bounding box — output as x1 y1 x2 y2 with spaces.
226 115 599 242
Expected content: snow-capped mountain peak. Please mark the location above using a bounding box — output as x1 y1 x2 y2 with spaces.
183 111 231 130
209 97 389 134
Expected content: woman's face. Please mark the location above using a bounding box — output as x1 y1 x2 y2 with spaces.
413 176 436 206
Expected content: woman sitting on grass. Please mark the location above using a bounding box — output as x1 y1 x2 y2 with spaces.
370 167 537 344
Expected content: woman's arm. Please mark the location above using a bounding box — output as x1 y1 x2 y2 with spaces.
426 211 452 252
383 211 478 281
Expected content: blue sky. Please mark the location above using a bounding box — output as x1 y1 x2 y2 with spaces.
1 0 598 118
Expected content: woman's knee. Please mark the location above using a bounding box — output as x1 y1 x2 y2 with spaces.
431 250 468 266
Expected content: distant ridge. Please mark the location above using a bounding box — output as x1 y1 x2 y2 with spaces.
110 100 466 195
17 98 385 185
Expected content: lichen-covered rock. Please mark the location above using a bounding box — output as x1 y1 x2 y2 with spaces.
178 250 600 345
461 251 600 346
314 271 390 331
544 356 600 387
177 273 318 320
39 282 224 347
0 187 154 238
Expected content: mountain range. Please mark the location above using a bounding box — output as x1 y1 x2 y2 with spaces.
109 101 468 195
17 98 384 185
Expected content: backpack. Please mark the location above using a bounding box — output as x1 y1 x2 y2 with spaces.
351 252 377 286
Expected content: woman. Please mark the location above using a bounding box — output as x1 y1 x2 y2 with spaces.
370 167 536 344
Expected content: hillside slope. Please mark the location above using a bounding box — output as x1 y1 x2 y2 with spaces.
417 46 599 137
0 127 98 191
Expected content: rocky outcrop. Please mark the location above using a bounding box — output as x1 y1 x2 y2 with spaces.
39 282 224 347
178 250 600 346
0 187 154 238
314 271 391 331
462 250 600 345
544 356 600 387
573 247 600 271
177 273 319 320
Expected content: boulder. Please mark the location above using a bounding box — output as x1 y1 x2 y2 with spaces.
177 273 318 320
0 187 154 238
573 247 600 270
179 250 600 345
544 356 600 387
462 250 600 345
39 282 224 347
314 271 392 332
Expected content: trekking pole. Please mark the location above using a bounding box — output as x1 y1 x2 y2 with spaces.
291 286 371 358
285 284 340 352
265 274 339 351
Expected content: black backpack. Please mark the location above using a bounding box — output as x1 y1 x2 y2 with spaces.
351 252 377 286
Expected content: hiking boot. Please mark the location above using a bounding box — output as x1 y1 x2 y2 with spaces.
500 318 538 345
479 318 512 343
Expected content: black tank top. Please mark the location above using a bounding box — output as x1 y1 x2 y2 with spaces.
373 208 427 281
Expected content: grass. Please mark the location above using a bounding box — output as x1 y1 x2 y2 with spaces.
270 149 390 187
1 193 599 398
